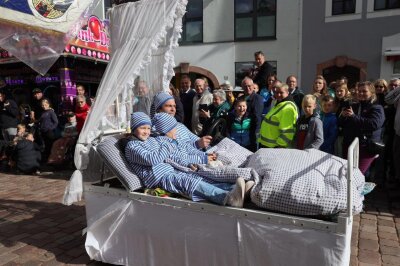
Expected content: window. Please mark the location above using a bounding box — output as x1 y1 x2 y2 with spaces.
394 60 400 74
374 0 400 10
180 0 203 44
332 0 356 15
234 0 276 40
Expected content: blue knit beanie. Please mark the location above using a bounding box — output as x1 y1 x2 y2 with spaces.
153 92 174 111
130 112 151 131
152 113 177 134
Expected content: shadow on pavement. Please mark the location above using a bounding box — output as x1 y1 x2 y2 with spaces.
0 198 93 264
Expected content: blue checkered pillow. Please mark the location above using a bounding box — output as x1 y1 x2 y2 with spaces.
96 134 143 191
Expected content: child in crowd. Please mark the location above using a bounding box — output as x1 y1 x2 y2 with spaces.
320 95 338 154
47 112 78 165
62 112 78 138
125 112 246 208
12 124 27 144
11 133 41 174
294 94 324 150
226 97 254 150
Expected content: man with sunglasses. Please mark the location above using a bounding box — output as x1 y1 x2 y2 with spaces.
389 78 400 91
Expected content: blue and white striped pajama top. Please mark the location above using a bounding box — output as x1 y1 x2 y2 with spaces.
125 136 206 200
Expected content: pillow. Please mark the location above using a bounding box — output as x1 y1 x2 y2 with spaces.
207 138 253 167
96 134 143 191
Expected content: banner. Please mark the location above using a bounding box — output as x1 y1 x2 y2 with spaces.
0 0 93 33
65 16 110 61
0 0 100 75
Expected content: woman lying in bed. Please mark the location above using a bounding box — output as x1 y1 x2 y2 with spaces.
125 112 251 208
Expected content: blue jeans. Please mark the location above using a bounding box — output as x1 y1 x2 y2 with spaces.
193 181 234 205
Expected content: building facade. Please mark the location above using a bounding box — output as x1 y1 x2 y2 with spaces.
301 0 400 90
173 0 302 87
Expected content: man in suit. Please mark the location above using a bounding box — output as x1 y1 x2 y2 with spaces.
179 74 196 129
242 77 264 151
191 78 213 136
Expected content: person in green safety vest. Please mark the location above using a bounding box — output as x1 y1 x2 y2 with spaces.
258 83 299 148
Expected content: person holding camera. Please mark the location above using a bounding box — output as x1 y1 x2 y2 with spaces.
338 81 385 174
199 89 231 137
191 78 213 136
0 90 19 141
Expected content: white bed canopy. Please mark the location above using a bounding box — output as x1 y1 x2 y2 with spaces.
63 0 187 205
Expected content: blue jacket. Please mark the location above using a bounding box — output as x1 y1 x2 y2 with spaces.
320 112 337 154
246 92 264 133
39 109 58 133
259 88 273 115
338 101 385 147
226 112 253 148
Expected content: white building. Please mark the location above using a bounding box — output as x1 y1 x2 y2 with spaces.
173 0 302 87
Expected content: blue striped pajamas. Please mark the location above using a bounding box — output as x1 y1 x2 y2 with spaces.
125 137 208 200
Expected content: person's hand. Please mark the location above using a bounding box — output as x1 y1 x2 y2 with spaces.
342 106 354 117
207 152 217 163
189 164 199 171
199 109 210 118
197 135 212 148
30 111 35 120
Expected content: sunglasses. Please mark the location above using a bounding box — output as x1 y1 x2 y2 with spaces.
78 101 84 103
376 85 385 88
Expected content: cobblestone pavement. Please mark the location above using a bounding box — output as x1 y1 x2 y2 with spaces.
0 172 399 265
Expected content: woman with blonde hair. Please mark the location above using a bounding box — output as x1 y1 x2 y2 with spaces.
338 81 385 174
374 79 388 105
312 75 329 98
335 83 352 116
311 75 328 115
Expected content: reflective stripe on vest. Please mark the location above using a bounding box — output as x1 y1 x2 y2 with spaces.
259 134 277 145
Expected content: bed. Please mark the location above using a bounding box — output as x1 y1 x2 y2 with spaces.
82 135 361 266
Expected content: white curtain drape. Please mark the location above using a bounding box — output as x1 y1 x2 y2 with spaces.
63 0 187 205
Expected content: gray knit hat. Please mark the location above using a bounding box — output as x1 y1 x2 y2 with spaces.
130 112 151 131
152 113 177 134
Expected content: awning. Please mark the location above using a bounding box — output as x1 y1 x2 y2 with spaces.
384 47 400 61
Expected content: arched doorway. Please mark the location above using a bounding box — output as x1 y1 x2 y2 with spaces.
317 56 367 88
173 63 220 90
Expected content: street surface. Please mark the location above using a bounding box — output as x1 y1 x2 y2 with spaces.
0 171 399 265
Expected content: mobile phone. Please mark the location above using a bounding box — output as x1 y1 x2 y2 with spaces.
342 101 351 109
199 104 209 111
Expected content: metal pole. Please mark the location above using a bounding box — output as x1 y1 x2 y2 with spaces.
347 137 359 218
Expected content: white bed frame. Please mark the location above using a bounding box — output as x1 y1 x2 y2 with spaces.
83 138 359 266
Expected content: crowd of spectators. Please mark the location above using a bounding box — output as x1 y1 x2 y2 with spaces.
0 80 91 174
2 49 400 189
152 51 399 188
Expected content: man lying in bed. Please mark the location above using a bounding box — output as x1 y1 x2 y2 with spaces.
125 112 245 207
